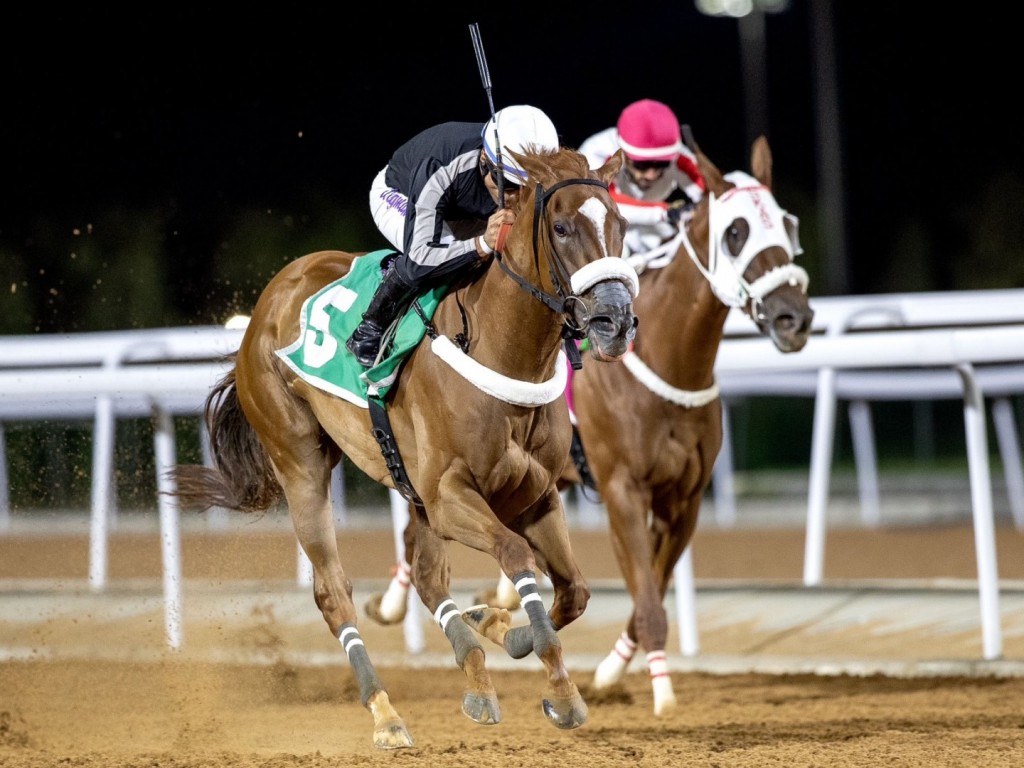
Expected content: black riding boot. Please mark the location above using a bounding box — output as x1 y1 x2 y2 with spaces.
345 266 418 367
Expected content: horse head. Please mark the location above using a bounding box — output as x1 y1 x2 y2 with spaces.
502 146 639 362
684 132 813 353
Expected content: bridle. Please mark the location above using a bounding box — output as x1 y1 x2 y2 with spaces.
491 177 639 343
677 171 808 321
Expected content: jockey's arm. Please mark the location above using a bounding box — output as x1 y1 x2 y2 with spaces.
610 191 674 227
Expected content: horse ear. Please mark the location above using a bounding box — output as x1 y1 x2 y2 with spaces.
508 147 558 190
685 126 726 195
751 136 773 190
595 149 624 184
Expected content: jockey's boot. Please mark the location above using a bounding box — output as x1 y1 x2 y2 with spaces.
345 266 418 367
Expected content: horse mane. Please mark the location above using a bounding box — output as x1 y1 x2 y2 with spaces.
508 146 601 198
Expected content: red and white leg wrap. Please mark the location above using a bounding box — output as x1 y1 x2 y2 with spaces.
647 650 677 715
593 632 636 689
378 560 411 621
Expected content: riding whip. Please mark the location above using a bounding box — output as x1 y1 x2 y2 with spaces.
468 22 506 207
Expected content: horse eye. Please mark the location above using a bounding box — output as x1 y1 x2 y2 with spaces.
553 223 568 237
722 219 747 258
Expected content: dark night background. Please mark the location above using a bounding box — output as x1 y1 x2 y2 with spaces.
2 2 1021 334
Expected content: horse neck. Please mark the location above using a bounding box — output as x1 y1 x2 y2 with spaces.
464 248 565 380
635 254 729 389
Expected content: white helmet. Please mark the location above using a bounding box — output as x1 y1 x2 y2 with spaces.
481 105 559 185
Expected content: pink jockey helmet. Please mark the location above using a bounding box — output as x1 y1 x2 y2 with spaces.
616 99 684 162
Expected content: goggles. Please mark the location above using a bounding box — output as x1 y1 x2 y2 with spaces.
628 158 671 172
481 157 522 191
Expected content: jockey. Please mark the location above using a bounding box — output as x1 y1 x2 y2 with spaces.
578 99 705 258
346 104 560 368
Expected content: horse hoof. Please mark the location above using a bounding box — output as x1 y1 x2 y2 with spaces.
654 693 678 717
541 688 588 730
463 691 502 725
364 594 405 626
461 604 513 646
373 718 414 749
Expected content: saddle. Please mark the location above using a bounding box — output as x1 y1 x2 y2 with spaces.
275 250 451 406
276 249 594 502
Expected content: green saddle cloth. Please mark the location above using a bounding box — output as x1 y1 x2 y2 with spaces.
275 250 449 407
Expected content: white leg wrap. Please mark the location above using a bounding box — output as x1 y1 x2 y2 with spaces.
593 632 636 689
377 561 411 621
647 650 677 716
495 571 520 608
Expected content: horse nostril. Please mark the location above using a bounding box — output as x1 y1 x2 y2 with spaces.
588 317 616 336
773 314 797 334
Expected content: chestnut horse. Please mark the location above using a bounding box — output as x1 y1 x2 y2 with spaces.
568 131 813 714
168 146 640 749
369 130 814 716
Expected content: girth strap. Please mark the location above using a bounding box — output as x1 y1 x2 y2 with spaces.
368 398 422 505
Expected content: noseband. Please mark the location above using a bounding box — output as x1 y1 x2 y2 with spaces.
678 172 808 319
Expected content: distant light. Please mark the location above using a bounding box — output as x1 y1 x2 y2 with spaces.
695 0 789 17
224 314 250 330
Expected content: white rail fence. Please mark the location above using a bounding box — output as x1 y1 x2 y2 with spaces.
1 289 1023 659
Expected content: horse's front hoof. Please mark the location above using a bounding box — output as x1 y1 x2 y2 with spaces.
373 718 414 749
364 593 405 626
461 604 513 646
463 691 502 724
541 687 588 730
654 693 678 717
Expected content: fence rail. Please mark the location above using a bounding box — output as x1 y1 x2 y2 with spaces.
2 288 1023 659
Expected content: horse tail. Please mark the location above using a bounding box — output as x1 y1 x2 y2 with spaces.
169 361 283 513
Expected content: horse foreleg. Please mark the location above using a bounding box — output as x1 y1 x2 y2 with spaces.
503 570 588 729
410 514 500 725
590 479 678 715
640 497 702 717
519 506 591 631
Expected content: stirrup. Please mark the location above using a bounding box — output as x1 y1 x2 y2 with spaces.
346 320 384 367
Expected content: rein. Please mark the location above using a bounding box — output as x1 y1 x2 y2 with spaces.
492 177 611 336
424 172 638 400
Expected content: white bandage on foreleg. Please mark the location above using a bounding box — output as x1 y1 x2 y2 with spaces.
338 625 364 656
433 598 459 631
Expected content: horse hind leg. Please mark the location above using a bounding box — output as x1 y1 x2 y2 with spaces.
295 487 413 749
364 501 418 625
268 439 413 747
336 622 411 748
472 570 522 610
364 559 411 625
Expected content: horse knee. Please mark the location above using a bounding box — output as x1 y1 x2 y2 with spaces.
494 536 537 575
634 604 669 650
552 579 590 630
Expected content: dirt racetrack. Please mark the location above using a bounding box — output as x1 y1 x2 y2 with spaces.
4 659 1024 767
3 517 1024 766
